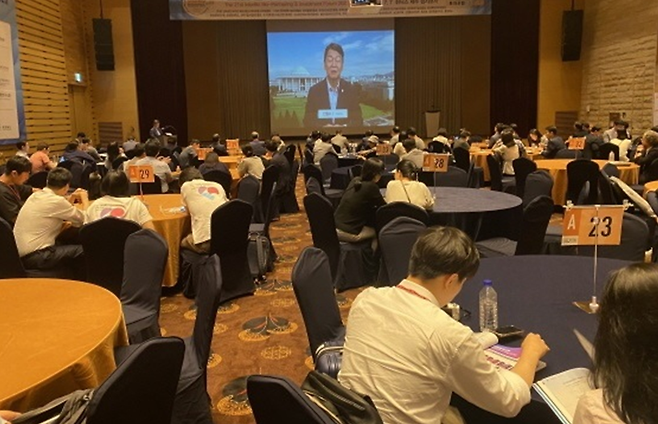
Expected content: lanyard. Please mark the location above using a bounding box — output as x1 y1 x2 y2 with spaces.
0 181 21 202
396 284 432 303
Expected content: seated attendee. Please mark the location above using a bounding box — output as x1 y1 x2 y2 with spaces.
400 138 425 169
199 152 230 176
453 130 471 151
339 226 549 424
572 121 589 138
0 156 34 225
13 168 88 274
238 145 265 180
634 130 658 184
408 127 425 150
527 128 543 147
583 126 604 160
85 171 154 229
385 160 434 210
122 136 137 153
331 130 349 153
104 141 126 170
80 138 101 162
135 139 173 192
179 167 228 254
356 132 375 153
249 131 267 156
271 134 286 153
211 133 228 157
15 141 29 158
389 125 401 145
178 139 200 169
30 142 57 174
313 133 338 164
493 130 520 176
62 140 97 169
334 158 386 243
488 122 506 148
609 131 632 161
573 263 658 424
262 139 292 219
541 126 565 159
120 143 145 171
432 128 450 147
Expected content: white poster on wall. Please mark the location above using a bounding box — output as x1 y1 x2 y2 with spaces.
0 20 19 140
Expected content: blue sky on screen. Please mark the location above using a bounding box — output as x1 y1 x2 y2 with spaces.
267 31 394 79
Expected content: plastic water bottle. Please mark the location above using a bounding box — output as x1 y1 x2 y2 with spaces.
479 279 498 332
608 151 615 162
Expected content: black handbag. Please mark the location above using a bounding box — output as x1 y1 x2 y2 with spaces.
13 389 93 424
301 370 383 424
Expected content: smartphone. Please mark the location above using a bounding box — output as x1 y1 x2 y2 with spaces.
493 325 524 339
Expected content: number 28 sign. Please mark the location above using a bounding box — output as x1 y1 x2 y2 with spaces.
128 165 155 184
561 206 623 246
422 153 450 173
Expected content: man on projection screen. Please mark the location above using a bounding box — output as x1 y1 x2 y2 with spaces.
303 43 363 129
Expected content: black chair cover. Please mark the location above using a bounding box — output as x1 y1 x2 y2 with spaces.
512 157 537 199
419 167 469 188
555 148 578 159
578 213 649 261
523 170 554 207
598 143 620 161
347 164 362 180
247 375 335 424
79 217 141 297
303 163 343 207
26 171 48 189
283 144 296 167
319 153 339 182
486 154 504 191
598 171 619 204
111 157 128 170
375 202 429 233
0 218 27 278
601 163 620 179
292 247 345 358
203 170 232 199
305 177 323 196
88 337 184 424
566 159 599 205
210 199 255 303
122 229 168 343
261 165 280 220
281 159 300 213
379 217 427 286
134 175 163 195
237 175 263 223
453 147 471 172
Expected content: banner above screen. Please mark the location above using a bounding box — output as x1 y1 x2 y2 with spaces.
170 0 491 20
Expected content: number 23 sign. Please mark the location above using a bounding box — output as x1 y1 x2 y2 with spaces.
561 206 623 246
128 165 155 184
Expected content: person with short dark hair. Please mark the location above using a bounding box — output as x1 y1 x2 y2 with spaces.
493 130 520 175
633 130 658 184
85 171 154 229
149 119 163 139
211 133 228 156
178 139 200 169
15 141 29 158
80 138 101 161
384 159 433 210
238 145 265 180
541 126 565 159
303 42 363 128
313 132 338 164
62 140 97 170
13 168 88 275
390 125 401 145
249 131 267 156
400 137 424 168
334 157 386 244
583 125 604 160
339 226 549 424
603 119 629 143
331 129 349 153
29 142 56 174
609 130 632 161
0 156 34 225
179 167 228 254
488 122 506 148
407 127 425 150
573 263 658 423
199 152 230 176
527 128 542 147
263 139 293 220
135 139 173 192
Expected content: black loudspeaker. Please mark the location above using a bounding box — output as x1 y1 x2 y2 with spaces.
93 18 115 71
561 10 583 62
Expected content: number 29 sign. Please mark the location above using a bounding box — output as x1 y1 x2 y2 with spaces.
128 165 155 184
561 206 623 246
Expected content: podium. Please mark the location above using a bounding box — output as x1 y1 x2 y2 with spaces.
424 110 441 138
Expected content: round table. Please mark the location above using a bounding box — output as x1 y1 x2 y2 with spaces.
643 180 658 197
140 194 191 287
470 147 544 182
534 159 639 206
451 255 630 423
331 168 395 190
0 279 128 412
337 155 362 168
381 187 523 240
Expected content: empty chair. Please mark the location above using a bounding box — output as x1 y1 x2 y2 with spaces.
598 171 620 205
111 156 129 170
486 154 514 191
378 153 399 170
566 159 599 205
476 195 554 257
237 175 263 223
302 163 343 207
210 199 255 303
305 176 323 196
281 158 300 213
379 217 427 286
247 375 335 424
261 165 280 221
375 202 430 233
203 170 232 199
87 337 185 424
598 143 620 161
578 213 649 262
512 157 537 199
122 229 168 344
319 152 339 183
523 170 554 207
555 148 578 159
79 217 141 297
452 147 470 173
292 247 345 366
347 164 362 180
283 144 296 167
133 175 163 195
26 171 48 189
419 167 468 188
601 162 620 179
304 193 376 291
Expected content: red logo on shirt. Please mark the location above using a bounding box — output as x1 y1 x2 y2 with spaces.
100 207 126 218
197 186 219 199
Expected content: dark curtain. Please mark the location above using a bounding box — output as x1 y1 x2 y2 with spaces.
395 17 463 137
130 0 188 143
215 21 271 139
490 0 540 136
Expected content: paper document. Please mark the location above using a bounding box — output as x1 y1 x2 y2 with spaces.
533 368 593 424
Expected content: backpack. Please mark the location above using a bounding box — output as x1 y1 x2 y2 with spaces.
247 233 272 281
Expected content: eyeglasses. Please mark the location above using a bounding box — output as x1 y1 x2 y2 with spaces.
325 56 343 65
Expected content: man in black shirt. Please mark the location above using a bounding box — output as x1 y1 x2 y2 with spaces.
0 156 34 225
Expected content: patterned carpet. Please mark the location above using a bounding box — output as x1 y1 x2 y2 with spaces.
158 177 361 423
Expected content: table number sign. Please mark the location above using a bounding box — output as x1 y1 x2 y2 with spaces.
376 143 392 156
196 147 211 160
561 206 623 246
568 137 586 150
128 165 156 184
226 139 240 152
422 153 450 173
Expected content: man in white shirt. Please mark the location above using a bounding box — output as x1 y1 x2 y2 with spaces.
135 139 173 193
408 127 425 150
14 168 88 276
400 138 425 169
179 167 228 253
331 130 349 153
339 226 549 424
313 133 338 164
15 141 29 158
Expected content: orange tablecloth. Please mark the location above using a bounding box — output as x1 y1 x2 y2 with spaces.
141 194 191 287
534 159 639 206
644 180 658 197
469 147 543 182
0 279 128 412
